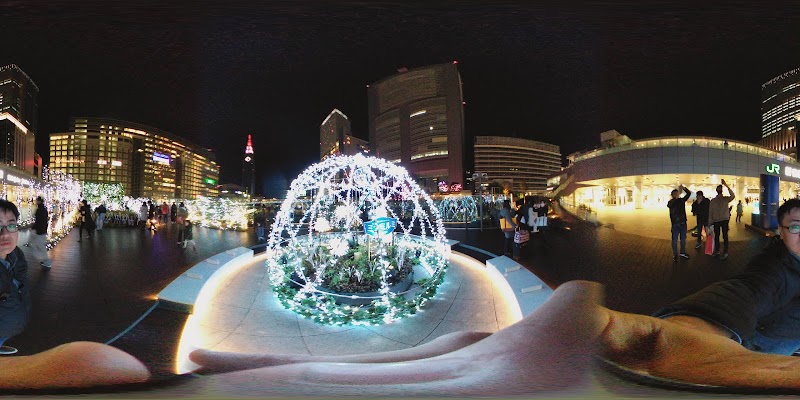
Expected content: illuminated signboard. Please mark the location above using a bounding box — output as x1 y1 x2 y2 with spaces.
152 152 171 165
766 163 781 174
363 217 398 237
204 178 217 185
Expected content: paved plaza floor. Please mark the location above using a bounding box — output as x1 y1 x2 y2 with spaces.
1 205 786 397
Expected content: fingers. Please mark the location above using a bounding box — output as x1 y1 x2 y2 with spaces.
1 342 150 389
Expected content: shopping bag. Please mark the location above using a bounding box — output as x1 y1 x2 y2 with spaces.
705 226 715 255
514 226 530 244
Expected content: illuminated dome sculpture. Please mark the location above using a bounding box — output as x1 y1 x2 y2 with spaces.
266 154 449 325
437 195 478 222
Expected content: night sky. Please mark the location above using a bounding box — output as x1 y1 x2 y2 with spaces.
4 2 800 197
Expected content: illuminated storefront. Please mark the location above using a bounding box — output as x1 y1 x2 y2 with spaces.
550 135 800 210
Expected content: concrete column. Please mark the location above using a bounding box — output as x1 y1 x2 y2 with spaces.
735 176 745 204
634 180 644 209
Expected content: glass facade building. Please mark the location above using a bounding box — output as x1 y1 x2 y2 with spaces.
474 136 561 195
368 63 465 192
0 64 38 176
49 117 219 200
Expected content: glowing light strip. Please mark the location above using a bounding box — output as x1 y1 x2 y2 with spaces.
410 110 427 117
320 108 349 127
0 113 28 134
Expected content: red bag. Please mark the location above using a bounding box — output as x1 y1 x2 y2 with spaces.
705 226 715 255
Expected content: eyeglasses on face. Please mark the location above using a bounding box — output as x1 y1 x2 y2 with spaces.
0 223 19 233
782 225 800 234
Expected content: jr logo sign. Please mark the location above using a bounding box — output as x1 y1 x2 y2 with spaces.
766 163 781 174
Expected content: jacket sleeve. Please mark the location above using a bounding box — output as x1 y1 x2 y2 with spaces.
682 187 691 200
12 248 28 290
653 238 795 342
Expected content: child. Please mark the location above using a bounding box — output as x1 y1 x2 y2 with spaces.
183 219 197 252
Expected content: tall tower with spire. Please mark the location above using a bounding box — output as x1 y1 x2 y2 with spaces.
242 134 255 196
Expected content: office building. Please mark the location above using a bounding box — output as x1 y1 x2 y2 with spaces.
367 62 465 192
0 64 38 174
49 117 219 199
761 67 800 158
474 136 561 195
320 109 368 160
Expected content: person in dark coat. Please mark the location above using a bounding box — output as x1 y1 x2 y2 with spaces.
170 202 177 223
691 190 710 249
31 196 52 268
78 199 94 241
0 199 30 355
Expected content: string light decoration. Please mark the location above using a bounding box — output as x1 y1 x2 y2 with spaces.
80 182 124 209
39 166 82 249
184 197 251 231
266 153 449 326
436 195 478 222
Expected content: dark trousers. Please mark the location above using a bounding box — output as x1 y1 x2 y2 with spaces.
713 220 730 254
80 222 93 238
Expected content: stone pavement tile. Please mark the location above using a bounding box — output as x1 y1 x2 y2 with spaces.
212 288 259 309
296 316 357 337
250 289 286 312
362 313 440 346
454 279 495 300
232 309 301 337
413 294 455 320
302 328 412 356
214 332 310 355
443 298 498 323
199 303 250 331
191 326 233 349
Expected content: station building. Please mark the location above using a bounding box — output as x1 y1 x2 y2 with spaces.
549 131 800 210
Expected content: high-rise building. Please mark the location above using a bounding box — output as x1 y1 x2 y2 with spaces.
367 62 465 192
49 117 219 199
242 134 255 195
761 67 800 157
0 64 38 174
320 108 368 160
474 136 561 195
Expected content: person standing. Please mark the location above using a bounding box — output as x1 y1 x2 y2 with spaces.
160 202 169 224
0 200 31 355
499 200 516 257
736 200 744 223
78 200 94 241
138 202 148 228
95 203 107 231
254 206 266 242
182 219 197 252
691 191 710 249
31 197 52 269
667 185 692 262
170 202 177 223
176 202 189 245
709 179 735 260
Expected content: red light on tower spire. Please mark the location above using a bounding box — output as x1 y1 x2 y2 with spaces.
245 134 254 154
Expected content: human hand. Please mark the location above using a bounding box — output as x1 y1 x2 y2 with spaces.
721 179 727 185
599 308 800 389
0 342 149 389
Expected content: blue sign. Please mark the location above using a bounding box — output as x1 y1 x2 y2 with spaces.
363 217 397 237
